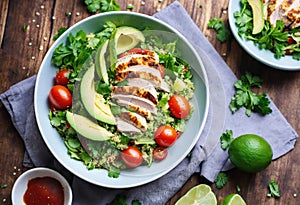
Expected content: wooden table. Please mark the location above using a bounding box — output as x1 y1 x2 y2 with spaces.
0 0 299 204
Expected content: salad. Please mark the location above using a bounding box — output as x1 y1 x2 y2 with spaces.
234 0 300 60
48 22 195 178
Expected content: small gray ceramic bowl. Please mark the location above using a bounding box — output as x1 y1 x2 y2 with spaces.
11 167 72 205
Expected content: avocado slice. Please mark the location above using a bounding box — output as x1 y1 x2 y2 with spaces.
95 39 109 84
113 26 145 55
248 0 264 34
80 65 116 125
66 111 113 141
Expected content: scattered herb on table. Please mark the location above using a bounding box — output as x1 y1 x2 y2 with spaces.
215 172 228 189
84 0 121 13
220 130 234 150
1 184 8 189
267 179 280 198
234 0 300 60
23 24 27 32
229 72 272 117
126 4 134 10
207 18 230 43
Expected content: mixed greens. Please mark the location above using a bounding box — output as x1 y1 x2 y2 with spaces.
48 22 195 178
234 0 300 60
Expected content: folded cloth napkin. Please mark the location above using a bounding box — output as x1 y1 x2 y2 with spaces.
1 1 298 204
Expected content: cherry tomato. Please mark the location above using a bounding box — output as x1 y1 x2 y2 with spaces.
55 69 71 85
121 146 143 168
154 125 178 147
287 37 296 45
153 147 168 161
48 85 72 110
168 94 190 119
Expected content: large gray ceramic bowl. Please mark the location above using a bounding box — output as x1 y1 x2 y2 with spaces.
34 11 209 188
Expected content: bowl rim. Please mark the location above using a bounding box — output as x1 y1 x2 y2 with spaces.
11 167 72 205
34 11 210 188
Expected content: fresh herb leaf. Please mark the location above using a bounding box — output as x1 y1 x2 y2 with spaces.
1 184 8 189
230 72 272 117
208 18 230 43
84 0 120 13
23 24 27 32
53 27 68 41
215 172 228 189
97 82 112 98
132 200 142 205
220 130 234 150
126 4 134 10
267 179 280 198
108 166 120 178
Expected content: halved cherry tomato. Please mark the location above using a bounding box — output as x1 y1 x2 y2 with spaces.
48 85 72 110
153 147 168 161
121 146 143 168
168 94 190 119
154 125 178 147
55 69 71 85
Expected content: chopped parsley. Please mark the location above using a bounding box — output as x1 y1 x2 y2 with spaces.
207 18 230 43
84 0 121 13
267 179 280 198
229 72 272 117
220 130 234 150
215 172 228 189
107 195 141 205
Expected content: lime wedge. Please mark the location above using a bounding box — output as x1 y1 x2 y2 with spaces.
221 193 247 205
175 184 217 205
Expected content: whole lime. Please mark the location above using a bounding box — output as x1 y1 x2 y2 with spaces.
228 134 273 173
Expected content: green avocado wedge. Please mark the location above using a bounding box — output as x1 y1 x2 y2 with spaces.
113 26 145 55
80 65 116 125
66 111 113 141
247 0 264 34
95 39 109 84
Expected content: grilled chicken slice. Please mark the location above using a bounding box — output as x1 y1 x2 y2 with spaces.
115 65 170 92
111 94 157 114
127 78 157 97
268 0 300 28
287 6 300 28
117 99 153 120
116 53 159 69
116 118 141 134
120 111 147 131
112 85 158 105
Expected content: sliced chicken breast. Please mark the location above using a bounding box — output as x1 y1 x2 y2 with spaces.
117 99 153 120
120 111 148 131
116 118 141 134
112 85 158 105
111 94 157 114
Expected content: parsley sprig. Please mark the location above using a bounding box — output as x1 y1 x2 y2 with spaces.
208 18 230 43
215 172 228 189
230 72 272 117
84 0 121 13
234 0 300 60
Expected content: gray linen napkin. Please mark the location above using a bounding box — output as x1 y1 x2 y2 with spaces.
1 1 298 205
